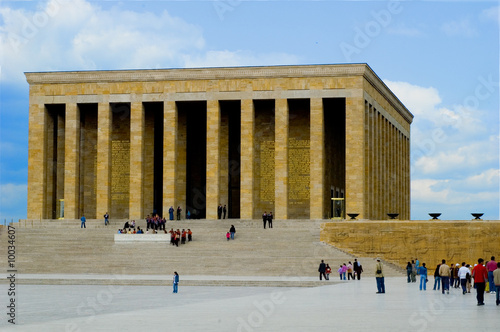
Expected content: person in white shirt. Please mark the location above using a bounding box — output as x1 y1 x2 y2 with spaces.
457 262 470 294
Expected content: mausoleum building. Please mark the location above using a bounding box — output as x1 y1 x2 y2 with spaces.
26 64 413 220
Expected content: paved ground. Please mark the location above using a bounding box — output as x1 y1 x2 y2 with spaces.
1 276 498 331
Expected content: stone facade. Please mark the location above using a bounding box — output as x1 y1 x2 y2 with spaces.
25 64 413 220
321 220 500 270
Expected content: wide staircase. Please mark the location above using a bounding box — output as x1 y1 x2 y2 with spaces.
1 219 404 287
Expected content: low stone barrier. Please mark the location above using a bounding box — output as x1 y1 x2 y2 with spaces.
114 234 170 242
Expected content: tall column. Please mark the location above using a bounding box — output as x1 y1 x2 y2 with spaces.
240 99 254 219
96 102 112 218
206 100 221 219
310 98 324 219
64 103 80 219
163 101 178 216
27 104 47 219
345 97 365 219
275 99 289 220
129 102 144 219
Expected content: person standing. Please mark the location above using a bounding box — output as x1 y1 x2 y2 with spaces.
433 264 441 291
262 211 267 229
493 262 500 306
472 258 488 305
406 262 413 283
267 212 273 228
172 272 179 293
229 225 236 240
217 204 222 219
80 215 86 228
415 258 420 275
176 206 182 220
411 260 417 283
223 205 227 219
318 260 326 280
439 259 450 294
486 256 497 294
104 212 109 226
169 206 174 221
417 263 428 291
375 258 385 293
457 262 470 294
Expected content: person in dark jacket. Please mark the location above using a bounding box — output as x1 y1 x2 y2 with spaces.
318 260 327 280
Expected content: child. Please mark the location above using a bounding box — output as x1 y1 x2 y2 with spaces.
226 232 230 241
325 264 331 280
338 265 343 280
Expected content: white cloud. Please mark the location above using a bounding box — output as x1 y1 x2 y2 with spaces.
481 6 499 24
0 0 206 83
0 0 299 85
441 18 476 37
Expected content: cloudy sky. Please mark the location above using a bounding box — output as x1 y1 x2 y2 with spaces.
0 0 498 221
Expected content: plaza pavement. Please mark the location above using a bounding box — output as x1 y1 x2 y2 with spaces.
1 275 498 331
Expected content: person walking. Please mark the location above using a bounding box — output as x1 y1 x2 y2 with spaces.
417 263 428 291
457 262 470 294
318 260 326 281
472 258 488 305
493 262 500 306
262 212 267 229
104 212 109 226
433 264 441 291
486 256 497 294
80 215 86 228
172 272 179 293
325 264 331 280
439 259 450 294
375 258 385 293
229 225 236 240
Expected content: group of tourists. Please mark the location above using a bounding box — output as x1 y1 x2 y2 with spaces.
408 256 500 306
318 259 363 281
262 211 273 229
169 228 193 246
117 226 144 234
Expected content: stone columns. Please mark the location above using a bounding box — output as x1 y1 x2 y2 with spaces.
275 99 288 220
206 100 221 219
64 103 80 219
27 104 47 219
345 97 365 219
129 102 144 219
240 99 254 219
163 101 177 215
96 102 112 218
309 98 324 219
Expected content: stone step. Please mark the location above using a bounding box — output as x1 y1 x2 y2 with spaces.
1 220 405 282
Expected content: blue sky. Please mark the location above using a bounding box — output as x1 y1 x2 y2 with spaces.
0 0 498 221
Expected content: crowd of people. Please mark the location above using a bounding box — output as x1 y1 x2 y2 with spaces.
169 228 193 246
318 259 363 281
407 256 500 306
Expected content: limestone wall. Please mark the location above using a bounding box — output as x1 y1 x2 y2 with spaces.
321 220 500 270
